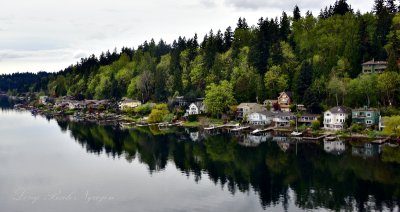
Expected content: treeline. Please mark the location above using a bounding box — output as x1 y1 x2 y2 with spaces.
2 0 400 113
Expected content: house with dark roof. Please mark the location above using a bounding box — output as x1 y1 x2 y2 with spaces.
298 114 320 125
323 106 351 130
185 101 205 116
352 106 380 127
237 103 265 119
362 59 387 74
248 111 275 125
277 91 293 112
273 111 295 128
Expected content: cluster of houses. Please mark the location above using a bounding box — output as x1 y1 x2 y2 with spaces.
234 91 383 131
38 87 385 131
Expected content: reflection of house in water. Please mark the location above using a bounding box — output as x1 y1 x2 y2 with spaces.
352 143 382 159
239 133 272 147
190 131 200 142
324 140 346 155
272 136 290 143
277 142 290 152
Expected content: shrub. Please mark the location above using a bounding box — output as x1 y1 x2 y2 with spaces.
188 114 198 122
311 120 320 131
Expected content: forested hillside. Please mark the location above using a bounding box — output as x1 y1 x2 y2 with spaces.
2 0 400 113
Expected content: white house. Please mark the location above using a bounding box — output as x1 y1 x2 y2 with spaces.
119 99 142 110
248 111 274 125
39 96 51 105
323 106 351 130
237 103 265 119
273 112 295 128
186 102 205 115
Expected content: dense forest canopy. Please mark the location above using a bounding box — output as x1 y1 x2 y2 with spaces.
2 0 400 113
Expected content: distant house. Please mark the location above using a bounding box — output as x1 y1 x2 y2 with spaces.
263 99 278 110
186 101 205 116
323 106 351 130
277 91 293 112
362 59 387 74
352 107 380 127
296 104 307 112
119 99 142 110
68 101 86 110
273 112 295 128
248 111 275 125
39 96 52 105
175 96 189 107
298 114 320 125
237 103 265 119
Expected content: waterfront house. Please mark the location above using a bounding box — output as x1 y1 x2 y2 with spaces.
68 100 86 110
237 103 265 119
277 91 293 112
119 99 142 110
39 96 53 105
273 111 295 128
298 114 320 125
323 106 351 130
263 99 278 110
352 106 380 127
248 111 275 125
175 96 189 107
362 59 387 74
186 101 205 116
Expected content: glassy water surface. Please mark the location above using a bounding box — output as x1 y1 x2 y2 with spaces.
0 108 400 211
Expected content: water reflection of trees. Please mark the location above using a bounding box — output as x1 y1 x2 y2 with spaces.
58 121 400 211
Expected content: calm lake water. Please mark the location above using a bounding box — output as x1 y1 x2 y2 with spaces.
1 106 400 211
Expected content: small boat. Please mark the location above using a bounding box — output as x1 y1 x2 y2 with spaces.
291 131 302 136
204 125 216 130
251 129 261 134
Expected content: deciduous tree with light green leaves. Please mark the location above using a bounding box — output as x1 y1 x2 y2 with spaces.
264 65 288 99
382 116 400 137
204 80 236 118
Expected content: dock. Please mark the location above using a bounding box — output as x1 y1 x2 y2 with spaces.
301 134 333 140
251 127 277 134
372 137 390 144
229 126 250 132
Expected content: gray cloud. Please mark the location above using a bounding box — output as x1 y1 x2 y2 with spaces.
0 0 374 73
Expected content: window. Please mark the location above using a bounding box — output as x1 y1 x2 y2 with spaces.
366 120 372 124
366 113 371 117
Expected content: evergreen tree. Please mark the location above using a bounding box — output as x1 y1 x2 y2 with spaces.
293 5 301 21
223 26 233 51
280 12 290 40
387 49 399 72
333 0 352 15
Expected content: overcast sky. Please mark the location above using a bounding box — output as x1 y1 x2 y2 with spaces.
0 0 373 74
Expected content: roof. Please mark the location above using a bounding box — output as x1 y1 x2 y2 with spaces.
352 107 379 112
301 114 320 117
237 103 261 108
252 111 276 117
274 111 294 117
263 99 278 104
362 59 387 65
328 106 351 114
279 91 293 99
120 99 141 104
